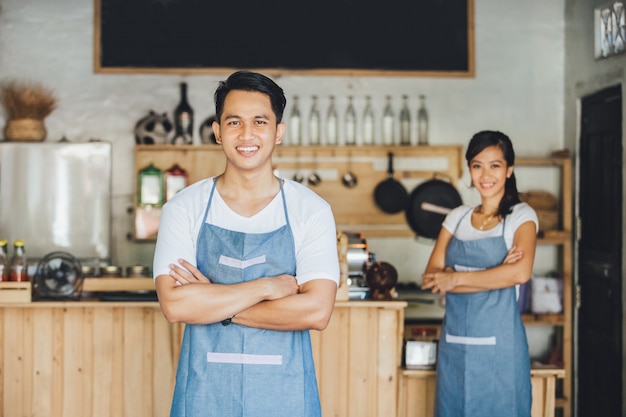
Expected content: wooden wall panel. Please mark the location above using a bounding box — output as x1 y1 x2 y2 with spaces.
134 145 464 239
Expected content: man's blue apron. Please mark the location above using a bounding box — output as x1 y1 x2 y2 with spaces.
170 178 321 417
435 209 531 417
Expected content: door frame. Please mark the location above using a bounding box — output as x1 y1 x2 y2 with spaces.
574 83 625 417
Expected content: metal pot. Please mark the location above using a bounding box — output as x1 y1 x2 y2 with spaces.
405 177 463 239
373 152 408 214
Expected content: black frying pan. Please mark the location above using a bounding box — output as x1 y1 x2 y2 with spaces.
405 178 463 239
374 152 408 214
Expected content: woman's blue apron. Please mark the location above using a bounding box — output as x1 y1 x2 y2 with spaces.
435 209 531 417
170 178 321 417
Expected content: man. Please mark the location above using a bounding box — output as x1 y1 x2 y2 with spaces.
153 71 339 417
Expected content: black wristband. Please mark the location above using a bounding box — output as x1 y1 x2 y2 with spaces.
221 315 234 326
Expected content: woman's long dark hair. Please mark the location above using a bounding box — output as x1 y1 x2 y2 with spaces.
465 130 521 217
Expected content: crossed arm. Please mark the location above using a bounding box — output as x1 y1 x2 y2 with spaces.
421 220 537 295
155 259 337 331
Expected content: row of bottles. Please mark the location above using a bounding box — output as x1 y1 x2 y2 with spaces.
137 163 189 207
0 239 28 282
286 95 429 147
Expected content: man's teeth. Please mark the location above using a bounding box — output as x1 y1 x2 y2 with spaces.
237 146 258 152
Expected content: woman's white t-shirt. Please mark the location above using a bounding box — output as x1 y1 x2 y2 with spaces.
153 177 340 285
442 203 539 250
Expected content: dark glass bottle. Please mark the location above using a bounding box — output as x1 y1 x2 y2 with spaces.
10 239 28 282
172 82 194 145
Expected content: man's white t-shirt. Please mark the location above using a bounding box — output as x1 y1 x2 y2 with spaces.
153 177 340 286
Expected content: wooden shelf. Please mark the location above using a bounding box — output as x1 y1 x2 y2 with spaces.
521 313 565 326
82 277 155 292
134 144 465 239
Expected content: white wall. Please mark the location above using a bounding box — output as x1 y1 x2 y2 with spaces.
0 0 566 280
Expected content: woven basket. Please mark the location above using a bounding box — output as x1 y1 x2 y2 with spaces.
535 209 559 231
519 190 558 210
520 190 559 231
4 118 47 142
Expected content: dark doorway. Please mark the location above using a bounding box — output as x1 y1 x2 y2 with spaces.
577 84 622 417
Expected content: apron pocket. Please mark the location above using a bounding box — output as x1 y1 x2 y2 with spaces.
207 352 282 365
243 366 305 416
445 333 496 345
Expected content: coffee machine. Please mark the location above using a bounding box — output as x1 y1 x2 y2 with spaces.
344 231 375 299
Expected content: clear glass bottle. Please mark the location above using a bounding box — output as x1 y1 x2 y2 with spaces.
326 96 338 145
382 95 395 145
362 95 375 145
344 96 357 145
10 239 28 282
417 94 429 146
289 95 302 146
308 95 321 146
399 95 411 145
172 82 194 145
0 239 8 282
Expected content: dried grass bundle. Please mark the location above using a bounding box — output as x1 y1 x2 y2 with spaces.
1 80 57 120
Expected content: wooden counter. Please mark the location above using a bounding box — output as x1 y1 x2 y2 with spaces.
398 367 566 417
0 299 406 417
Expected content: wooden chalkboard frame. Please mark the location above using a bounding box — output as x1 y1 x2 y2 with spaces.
94 0 474 78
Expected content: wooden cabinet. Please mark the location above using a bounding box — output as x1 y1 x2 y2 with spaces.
133 144 464 239
516 156 573 417
0 300 406 417
398 368 566 417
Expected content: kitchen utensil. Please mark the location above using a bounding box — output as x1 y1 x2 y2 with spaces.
308 152 321 186
366 261 398 300
405 176 462 239
373 152 408 214
342 152 358 188
292 151 304 183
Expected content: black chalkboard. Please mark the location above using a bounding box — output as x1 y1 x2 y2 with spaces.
95 0 473 76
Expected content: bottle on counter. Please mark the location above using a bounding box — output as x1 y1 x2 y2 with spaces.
308 95 321 146
399 95 411 145
362 95 375 145
326 95 338 145
288 95 302 146
382 95 395 145
171 82 194 145
10 239 28 282
344 96 357 146
417 94 429 146
0 239 8 282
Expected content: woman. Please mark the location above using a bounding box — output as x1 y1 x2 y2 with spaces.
422 130 537 417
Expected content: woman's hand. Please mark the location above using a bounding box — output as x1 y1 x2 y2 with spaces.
421 267 456 295
169 259 211 285
502 246 523 265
